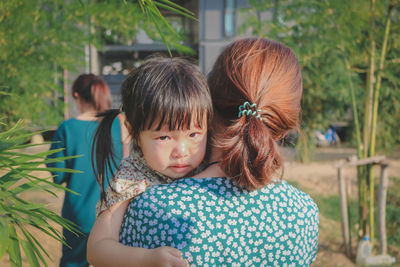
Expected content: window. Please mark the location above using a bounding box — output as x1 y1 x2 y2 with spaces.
224 0 236 37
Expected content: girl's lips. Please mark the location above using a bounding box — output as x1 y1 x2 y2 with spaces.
169 165 190 173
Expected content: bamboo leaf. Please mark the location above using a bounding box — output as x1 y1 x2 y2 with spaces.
158 0 195 15
147 3 175 33
17 222 49 265
21 175 78 194
0 216 8 261
148 11 172 56
2 133 42 145
0 121 24 138
0 175 21 189
4 142 51 150
16 167 82 173
21 239 40 267
11 202 46 211
154 1 197 21
25 218 64 242
1 147 65 159
7 226 21 267
37 208 79 235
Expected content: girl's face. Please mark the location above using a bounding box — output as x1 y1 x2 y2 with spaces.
137 118 207 179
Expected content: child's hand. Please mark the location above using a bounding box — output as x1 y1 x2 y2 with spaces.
146 247 188 267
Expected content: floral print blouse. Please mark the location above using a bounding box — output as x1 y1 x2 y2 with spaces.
96 148 173 215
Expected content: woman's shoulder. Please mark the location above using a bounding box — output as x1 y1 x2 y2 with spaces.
58 118 96 128
145 178 317 209
54 118 99 139
275 180 318 208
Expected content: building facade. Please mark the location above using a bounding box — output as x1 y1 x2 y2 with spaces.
68 0 259 118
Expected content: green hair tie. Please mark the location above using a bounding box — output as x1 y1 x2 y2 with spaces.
238 101 262 120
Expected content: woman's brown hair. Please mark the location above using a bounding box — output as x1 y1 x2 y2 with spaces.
72 73 112 112
208 38 302 190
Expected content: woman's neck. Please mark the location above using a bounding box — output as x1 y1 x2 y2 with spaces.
193 146 226 178
208 145 223 163
75 100 98 120
76 110 97 120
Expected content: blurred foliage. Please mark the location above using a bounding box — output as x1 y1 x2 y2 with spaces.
240 0 400 153
0 0 194 129
0 120 80 266
386 178 400 248
294 130 316 163
0 2 195 266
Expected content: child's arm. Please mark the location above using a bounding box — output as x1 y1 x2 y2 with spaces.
87 200 187 267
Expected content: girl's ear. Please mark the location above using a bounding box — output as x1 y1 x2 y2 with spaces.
135 136 141 148
124 120 132 134
125 120 140 147
73 92 79 99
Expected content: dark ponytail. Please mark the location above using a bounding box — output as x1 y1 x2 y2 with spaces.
91 109 121 202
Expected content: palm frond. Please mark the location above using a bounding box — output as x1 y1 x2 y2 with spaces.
0 121 80 265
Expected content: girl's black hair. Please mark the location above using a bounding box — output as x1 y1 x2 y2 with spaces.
91 109 121 199
93 56 213 203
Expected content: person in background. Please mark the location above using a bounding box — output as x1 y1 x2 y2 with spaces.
47 74 126 267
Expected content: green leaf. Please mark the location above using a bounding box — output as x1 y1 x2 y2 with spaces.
148 3 175 33
159 0 194 14
11 202 46 211
148 11 172 56
21 175 78 194
154 1 197 21
0 175 21 189
7 226 21 267
17 222 48 266
21 239 40 267
1 146 64 159
0 216 8 261
17 167 82 173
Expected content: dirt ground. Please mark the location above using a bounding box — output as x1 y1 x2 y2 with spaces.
1 145 399 266
283 147 400 267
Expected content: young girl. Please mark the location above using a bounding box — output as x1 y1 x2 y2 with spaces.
89 56 212 266
93 57 212 217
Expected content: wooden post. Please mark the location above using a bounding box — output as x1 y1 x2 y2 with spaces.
335 156 389 257
378 164 389 254
338 167 351 257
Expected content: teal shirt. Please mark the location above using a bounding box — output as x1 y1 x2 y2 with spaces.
48 118 122 233
120 177 319 266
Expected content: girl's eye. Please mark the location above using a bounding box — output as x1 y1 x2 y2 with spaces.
189 132 200 138
158 136 170 141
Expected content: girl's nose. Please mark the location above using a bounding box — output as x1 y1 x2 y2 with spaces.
172 141 189 158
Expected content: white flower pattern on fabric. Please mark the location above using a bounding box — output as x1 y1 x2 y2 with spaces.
120 178 319 266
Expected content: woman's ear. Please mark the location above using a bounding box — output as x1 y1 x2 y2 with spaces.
73 92 79 99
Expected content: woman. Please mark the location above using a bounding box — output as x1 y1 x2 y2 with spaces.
87 38 319 266
48 74 127 267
